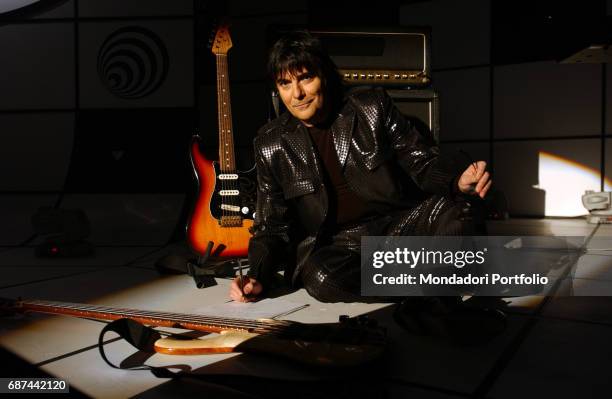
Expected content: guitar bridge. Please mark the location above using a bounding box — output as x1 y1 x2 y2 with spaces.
220 216 243 227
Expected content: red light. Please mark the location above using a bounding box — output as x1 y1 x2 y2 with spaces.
50 247 58 254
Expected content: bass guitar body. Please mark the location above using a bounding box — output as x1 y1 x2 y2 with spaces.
187 136 256 257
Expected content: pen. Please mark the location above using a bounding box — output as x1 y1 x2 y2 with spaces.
238 262 246 297
460 149 479 174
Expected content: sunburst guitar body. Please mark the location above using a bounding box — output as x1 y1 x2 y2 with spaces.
187 137 256 257
186 24 256 257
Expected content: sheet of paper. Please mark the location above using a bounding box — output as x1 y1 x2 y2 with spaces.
193 298 309 320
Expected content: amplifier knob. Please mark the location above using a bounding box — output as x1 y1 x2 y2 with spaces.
375 74 381 79
359 74 366 79
367 74 374 79
393 74 400 79
383 74 389 79
344 73 351 79
401 74 408 79
352 73 358 79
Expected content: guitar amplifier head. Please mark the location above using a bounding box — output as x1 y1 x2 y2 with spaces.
309 27 432 88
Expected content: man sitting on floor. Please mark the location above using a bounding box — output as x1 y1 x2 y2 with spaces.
228 32 498 337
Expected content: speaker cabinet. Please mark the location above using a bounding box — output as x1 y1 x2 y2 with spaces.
387 89 439 143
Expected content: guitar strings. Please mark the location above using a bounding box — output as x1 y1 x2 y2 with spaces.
22 299 265 330
220 54 232 217
22 300 285 335
22 300 293 335
223 55 240 218
24 299 282 331
223 54 232 219
228 58 238 215
21 300 387 347
216 54 227 220
218 55 241 221
223 54 239 214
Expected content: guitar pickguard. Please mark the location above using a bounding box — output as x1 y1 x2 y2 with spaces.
209 162 256 221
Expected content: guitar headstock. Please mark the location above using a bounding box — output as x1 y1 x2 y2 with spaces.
211 24 232 55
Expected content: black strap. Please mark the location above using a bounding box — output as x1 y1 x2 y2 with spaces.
98 318 181 379
98 318 373 398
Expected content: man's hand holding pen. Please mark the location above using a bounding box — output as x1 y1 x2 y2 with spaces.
230 275 263 302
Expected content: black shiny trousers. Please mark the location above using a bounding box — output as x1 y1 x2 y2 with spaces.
299 195 487 303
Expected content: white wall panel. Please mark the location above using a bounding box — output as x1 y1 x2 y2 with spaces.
494 61 601 138
399 0 490 69
32 0 74 18
494 139 601 216
228 0 307 16
78 0 192 17
606 64 611 135
0 23 74 109
434 67 490 141
606 138 612 190
79 21 193 108
0 113 74 191
227 14 308 82
440 142 490 165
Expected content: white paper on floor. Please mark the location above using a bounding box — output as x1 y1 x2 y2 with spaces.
193 298 309 320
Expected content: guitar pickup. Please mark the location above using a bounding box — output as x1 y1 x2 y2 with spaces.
220 204 241 212
219 190 239 196
218 174 239 180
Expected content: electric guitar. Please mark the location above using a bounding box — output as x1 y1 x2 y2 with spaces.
187 24 256 258
3 298 387 367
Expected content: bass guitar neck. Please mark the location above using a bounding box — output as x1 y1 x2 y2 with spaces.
3 297 387 367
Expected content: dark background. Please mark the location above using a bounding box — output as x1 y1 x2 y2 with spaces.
0 0 610 249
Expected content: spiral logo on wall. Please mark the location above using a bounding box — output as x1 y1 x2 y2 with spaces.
97 26 169 99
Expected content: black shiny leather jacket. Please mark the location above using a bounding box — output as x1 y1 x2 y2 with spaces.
247 87 466 289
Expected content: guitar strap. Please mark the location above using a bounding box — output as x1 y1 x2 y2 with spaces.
97 318 179 378
97 318 369 396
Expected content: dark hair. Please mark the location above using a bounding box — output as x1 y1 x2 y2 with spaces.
267 31 343 101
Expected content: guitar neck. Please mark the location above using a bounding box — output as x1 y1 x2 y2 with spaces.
216 54 236 172
14 299 290 335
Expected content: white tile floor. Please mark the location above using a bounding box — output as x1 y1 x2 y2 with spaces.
0 218 611 398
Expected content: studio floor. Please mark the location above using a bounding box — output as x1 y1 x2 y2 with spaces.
1 218 611 398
